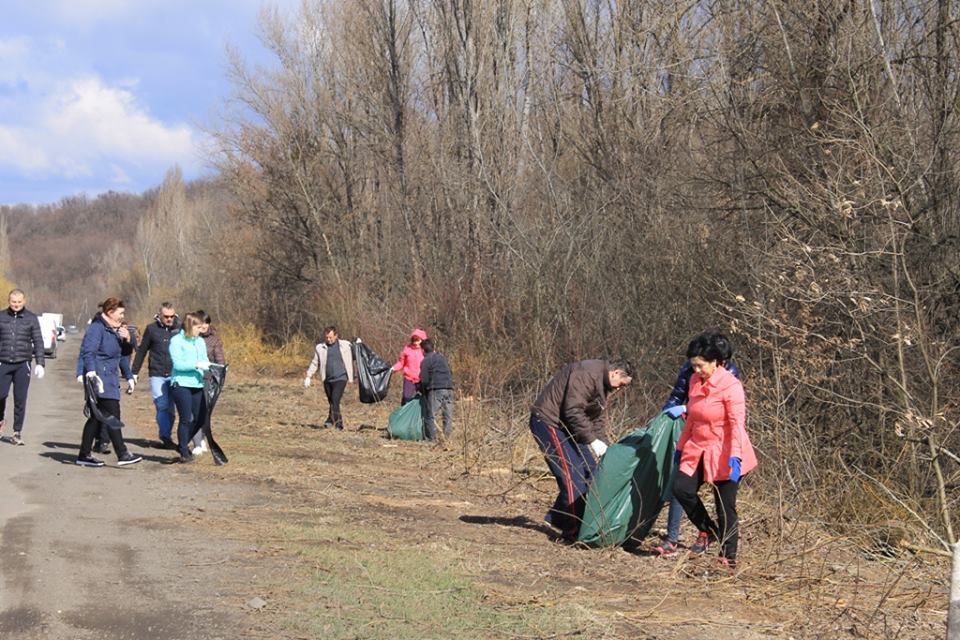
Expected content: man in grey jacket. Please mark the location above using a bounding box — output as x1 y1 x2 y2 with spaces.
304 325 354 430
0 289 45 445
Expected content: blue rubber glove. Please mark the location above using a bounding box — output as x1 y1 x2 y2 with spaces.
729 457 742 482
664 405 686 419
673 449 682 465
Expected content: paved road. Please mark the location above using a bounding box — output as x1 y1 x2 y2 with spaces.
0 338 252 639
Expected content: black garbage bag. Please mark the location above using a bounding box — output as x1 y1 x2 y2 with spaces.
193 363 229 465
83 375 125 430
355 338 392 403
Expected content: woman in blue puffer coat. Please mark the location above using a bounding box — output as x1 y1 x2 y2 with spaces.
76 297 142 467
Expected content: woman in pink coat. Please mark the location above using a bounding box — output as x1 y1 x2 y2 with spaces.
672 331 757 567
392 328 427 405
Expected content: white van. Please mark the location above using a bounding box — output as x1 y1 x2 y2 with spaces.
38 313 60 358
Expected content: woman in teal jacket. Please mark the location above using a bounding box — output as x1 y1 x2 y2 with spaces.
168 312 210 462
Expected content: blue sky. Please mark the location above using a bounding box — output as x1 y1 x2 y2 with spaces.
0 0 299 205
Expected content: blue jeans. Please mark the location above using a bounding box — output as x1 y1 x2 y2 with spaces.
149 376 175 439
171 385 203 458
666 497 683 543
529 413 598 538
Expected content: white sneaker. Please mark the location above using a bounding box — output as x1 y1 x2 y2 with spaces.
200 440 209 453
191 445 204 456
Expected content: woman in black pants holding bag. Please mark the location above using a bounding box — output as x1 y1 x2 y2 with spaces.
75 297 143 467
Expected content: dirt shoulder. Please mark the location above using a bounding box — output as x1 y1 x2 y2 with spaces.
175 372 949 639
0 340 946 639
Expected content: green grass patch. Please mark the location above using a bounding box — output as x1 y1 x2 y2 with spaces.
278 527 590 639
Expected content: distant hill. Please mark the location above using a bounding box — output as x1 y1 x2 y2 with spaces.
0 191 152 323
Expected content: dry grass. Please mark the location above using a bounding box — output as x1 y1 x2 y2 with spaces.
215 323 311 375
119 344 950 638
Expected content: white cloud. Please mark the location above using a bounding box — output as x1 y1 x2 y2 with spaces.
0 75 199 183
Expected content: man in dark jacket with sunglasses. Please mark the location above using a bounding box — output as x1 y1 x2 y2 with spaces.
132 302 180 448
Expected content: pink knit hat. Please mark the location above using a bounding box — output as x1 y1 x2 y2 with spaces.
411 328 428 341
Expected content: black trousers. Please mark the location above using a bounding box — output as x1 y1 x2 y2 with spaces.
0 361 31 432
324 379 347 428
673 458 741 560
80 398 128 459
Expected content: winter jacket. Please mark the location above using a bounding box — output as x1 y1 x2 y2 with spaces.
419 352 453 391
201 325 226 365
79 314 134 400
663 360 741 410
306 339 354 383
531 359 611 444
169 331 208 388
676 366 758 482
392 344 424 383
0 307 44 366
132 314 181 377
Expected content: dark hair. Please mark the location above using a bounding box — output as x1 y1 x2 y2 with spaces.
99 297 125 314
608 358 634 377
159 301 174 312
686 331 734 363
195 309 212 324
421 338 435 354
323 325 338 335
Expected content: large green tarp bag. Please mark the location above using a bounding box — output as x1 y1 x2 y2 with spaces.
387 395 424 441
578 413 685 547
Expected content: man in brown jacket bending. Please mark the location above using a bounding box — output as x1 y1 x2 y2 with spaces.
530 358 634 541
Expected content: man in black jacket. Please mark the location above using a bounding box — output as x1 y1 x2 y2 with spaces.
132 302 180 448
0 289 45 445
418 339 454 443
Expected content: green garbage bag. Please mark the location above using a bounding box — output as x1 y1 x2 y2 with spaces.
578 413 685 547
387 395 424 441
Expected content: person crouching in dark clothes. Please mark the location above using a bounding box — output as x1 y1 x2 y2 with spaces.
418 339 453 443
529 359 634 541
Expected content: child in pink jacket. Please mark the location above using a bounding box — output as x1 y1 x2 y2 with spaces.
672 331 757 567
392 328 427 405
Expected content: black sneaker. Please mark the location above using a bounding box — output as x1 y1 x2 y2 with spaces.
76 456 105 467
158 437 177 450
117 452 143 466
690 531 716 555
94 441 111 455
178 454 196 464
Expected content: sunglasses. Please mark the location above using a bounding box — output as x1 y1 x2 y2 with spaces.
161 314 175 319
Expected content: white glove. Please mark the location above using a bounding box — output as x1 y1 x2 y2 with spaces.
76 375 83 384
126 378 136 393
589 440 608 458
85 371 105 394
196 360 212 370
33 365 44 379
303 377 312 388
